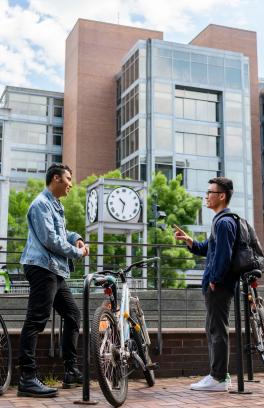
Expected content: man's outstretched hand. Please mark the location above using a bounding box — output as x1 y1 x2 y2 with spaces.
173 225 193 248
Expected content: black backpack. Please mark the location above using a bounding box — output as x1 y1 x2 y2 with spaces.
211 212 264 279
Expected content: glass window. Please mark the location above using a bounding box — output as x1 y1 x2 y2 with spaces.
184 99 195 119
54 106 63 117
225 101 242 122
175 132 183 153
0 122 2 174
52 155 62 163
196 100 208 121
154 92 172 114
11 151 47 173
191 53 207 63
176 167 185 184
227 171 244 193
207 102 217 122
184 133 196 154
225 135 243 156
208 65 224 87
154 56 172 78
155 128 172 150
243 63 249 90
191 62 207 83
10 122 47 145
175 98 183 117
173 50 190 61
155 163 172 180
208 56 224 67
173 59 190 81
225 58 241 69
155 119 172 150
225 67 242 89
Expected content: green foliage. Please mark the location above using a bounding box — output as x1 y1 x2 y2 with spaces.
7 170 202 288
147 172 202 288
7 179 45 271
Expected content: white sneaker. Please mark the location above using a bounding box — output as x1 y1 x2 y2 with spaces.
190 374 228 391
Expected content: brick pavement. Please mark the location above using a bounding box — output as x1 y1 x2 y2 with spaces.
1 375 264 408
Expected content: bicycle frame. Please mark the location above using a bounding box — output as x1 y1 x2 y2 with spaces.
119 281 130 349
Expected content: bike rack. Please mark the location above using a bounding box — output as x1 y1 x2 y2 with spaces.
74 274 98 405
242 280 260 383
229 280 252 394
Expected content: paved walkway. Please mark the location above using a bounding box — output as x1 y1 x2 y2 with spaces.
1 375 264 408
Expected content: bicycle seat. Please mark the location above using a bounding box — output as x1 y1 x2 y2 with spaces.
243 269 262 281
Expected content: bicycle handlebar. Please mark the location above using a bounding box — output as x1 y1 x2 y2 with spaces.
94 257 160 278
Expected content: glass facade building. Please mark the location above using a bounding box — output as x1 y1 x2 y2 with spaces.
0 86 63 189
118 39 252 231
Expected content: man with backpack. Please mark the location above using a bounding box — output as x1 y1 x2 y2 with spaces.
175 177 237 391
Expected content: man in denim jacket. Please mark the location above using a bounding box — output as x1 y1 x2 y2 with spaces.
18 164 89 398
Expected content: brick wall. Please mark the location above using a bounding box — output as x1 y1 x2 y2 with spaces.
9 329 263 384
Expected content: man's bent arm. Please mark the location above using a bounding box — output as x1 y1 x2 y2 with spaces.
29 202 83 259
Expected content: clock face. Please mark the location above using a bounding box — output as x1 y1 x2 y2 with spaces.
107 187 141 222
87 189 98 223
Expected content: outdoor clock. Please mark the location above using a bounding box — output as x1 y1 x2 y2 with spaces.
87 189 98 223
107 187 141 222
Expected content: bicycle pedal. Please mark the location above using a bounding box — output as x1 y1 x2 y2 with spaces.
146 362 159 370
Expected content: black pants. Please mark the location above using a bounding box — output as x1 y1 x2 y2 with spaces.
18 265 81 373
205 286 233 381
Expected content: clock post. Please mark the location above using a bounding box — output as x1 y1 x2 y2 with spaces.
86 178 148 288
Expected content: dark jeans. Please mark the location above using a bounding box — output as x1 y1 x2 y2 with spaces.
205 285 233 381
18 265 81 373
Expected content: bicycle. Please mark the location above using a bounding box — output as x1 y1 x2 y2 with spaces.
0 265 12 395
91 257 159 407
242 269 264 363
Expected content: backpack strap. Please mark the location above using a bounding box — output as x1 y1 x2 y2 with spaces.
211 212 239 240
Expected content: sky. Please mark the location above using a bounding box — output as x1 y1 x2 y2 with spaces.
1 0 264 96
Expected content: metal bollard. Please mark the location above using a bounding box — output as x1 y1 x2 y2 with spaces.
229 280 252 394
74 274 98 405
242 280 260 383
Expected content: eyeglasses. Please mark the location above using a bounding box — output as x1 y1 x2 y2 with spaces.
205 190 224 196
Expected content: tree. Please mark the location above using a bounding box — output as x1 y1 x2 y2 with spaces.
147 172 202 288
7 170 202 286
7 179 45 271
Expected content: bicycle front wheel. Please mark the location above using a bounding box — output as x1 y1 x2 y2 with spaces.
0 314 12 395
91 306 128 407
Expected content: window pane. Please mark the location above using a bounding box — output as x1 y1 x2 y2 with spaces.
225 67 242 89
191 62 207 83
154 57 172 78
196 100 207 121
207 102 216 122
175 132 183 153
184 133 196 154
184 99 195 119
155 128 172 150
173 59 190 81
175 98 183 117
208 65 224 87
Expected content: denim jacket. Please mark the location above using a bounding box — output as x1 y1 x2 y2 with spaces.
20 188 83 278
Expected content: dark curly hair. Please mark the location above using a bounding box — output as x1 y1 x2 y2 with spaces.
46 163 72 186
